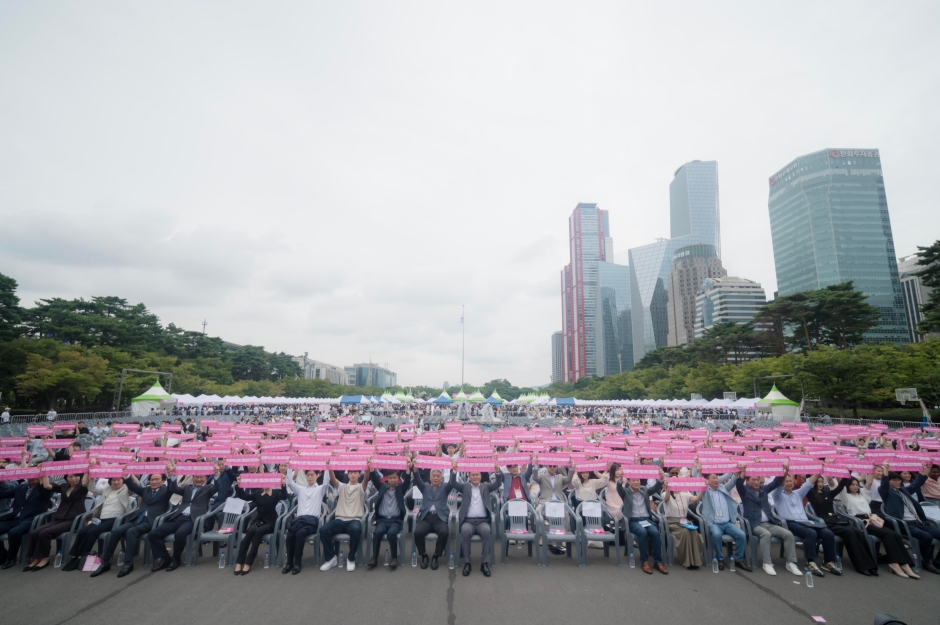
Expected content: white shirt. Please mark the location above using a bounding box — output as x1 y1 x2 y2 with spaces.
286 471 327 518
467 485 486 518
867 478 883 503
548 475 560 502
1 411 9 423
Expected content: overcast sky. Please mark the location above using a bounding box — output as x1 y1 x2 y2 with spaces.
1 2 938 388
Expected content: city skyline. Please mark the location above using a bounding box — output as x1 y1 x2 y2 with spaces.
0 3 937 387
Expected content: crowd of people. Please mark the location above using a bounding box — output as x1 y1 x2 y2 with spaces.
1 412 939 584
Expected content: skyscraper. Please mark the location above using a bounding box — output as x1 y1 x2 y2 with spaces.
666 244 725 346
670 161 721 257
629 160 721 363
898 254 937 343
695 276 767 340
561 203 611 381
551 331 564 382
768 149 907 343
595 261 633 376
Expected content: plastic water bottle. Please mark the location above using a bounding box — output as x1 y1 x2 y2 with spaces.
219 551 226 569
411 548 418 568
264 551 270 569
729 558 735 573
447 552 455 570
339 549 345 568
805 568 814 588
383 549 390 566
712 557 719 573
117 549 125 567
912 551 920 571
834 554 842 572
629 551 635 569
54 550 63 568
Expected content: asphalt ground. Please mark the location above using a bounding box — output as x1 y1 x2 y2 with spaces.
2 545 936 625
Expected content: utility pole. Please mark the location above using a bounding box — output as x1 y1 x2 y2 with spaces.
461 304 465 388
202 319 208 334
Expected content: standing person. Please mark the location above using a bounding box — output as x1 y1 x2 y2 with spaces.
411 463 458 570
836 476 918 579
805 476 878 575
366 468 410 570
455 466 502 577
233 474 287 575
282 469 328 575
662 470 705 570
24 473 88 571
0 476 53 568
64 474 131 570
1 407 11 424
735 471 800 576
318 468 368 571
92 472 171 578
772 472 841 577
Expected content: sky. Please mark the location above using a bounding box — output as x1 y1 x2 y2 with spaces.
1 2 938 388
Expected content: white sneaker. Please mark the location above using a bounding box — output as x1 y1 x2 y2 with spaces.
762 563 777 576
786 562 802 576
320 556 337 571
346 559 356 572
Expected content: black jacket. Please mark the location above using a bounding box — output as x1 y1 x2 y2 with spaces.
735 475 783 529
1 482 53 522
369 471 412 521
167 478 219 520
126 479 171 524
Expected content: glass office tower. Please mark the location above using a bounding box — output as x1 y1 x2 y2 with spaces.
560 203 612 381
767 148 907 343
594 261 633 376
670 160 721 258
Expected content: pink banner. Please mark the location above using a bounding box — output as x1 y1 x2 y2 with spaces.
40 461 89 475
699 462 740 474
26 426 54 436
666 478 706 491
821 465 850 478
226 455 262 467
90 465 126 478
371 456 409 471
414 456 454 470
0 467 41 479
409 442 440 452
0 448 26 459
165 448 202 460
745 464 786 477
137 448 166 458
518 443 547 453
42 438 75 449
622 466 661 479
535 453 571 467
112 424 140 432
93 451 135 463
376 443 405 454
328 460 368 472
661 455 697 467
290 460 328 471
887 462 924 472
497 453 531 466
261 453 291 464
172 462 216 476
0 437 27 446
456 458 497 472
573 460 608 473
125 462 168 473
238 474 284 489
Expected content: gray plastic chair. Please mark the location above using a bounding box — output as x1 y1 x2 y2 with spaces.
577 500 620 566
260 499 293 567
499 499 539 565
540 501 582 566
187 502 240 566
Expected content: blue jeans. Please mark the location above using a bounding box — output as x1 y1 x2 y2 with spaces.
628 518 662 564
319 519 363 561
708 521 746 561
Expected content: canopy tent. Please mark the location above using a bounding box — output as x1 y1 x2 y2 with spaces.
453 391 469 402
131 382 176 416
482 392 504 405
340 395 372 405
755 385 801 422
431 391 454 404
549 397 577 406
467 390 485 403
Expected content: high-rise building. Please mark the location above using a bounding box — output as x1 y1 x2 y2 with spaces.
629 160 722 363
550 331 564 382
595 261 633 376
561 203 612 381
292 353 348 385
768 148 907 343
666 244 725 346
695 276 767 340
344 362 397 389
898 254 937 343
670 160 721 257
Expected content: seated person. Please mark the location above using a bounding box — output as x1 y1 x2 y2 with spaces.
411 461 458 570
366 467 411 570
617 474 668 575
63 472 130 571
772 472 840 577
283 469 328 575
456 465 501 577
699 469 752 572
318 468 368 572
24 473 88 571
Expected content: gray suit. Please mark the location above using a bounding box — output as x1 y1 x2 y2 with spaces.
534 469 573 506
456 475 503 565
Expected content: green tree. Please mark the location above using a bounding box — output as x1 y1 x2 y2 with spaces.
815 282 880 348
0 272 22 343
915 240 940 335
231 346 270 381
15 348 110 410
790 345 892 417
267 352 302 381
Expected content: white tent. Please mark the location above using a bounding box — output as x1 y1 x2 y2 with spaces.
131 382 175 416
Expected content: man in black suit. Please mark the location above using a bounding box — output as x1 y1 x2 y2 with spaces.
0 477 53 568
92 472 171 578
148 469 218 572
456 466 502 577
366 468 411 570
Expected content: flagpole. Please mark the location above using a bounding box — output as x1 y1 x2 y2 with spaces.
461 304 465 389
